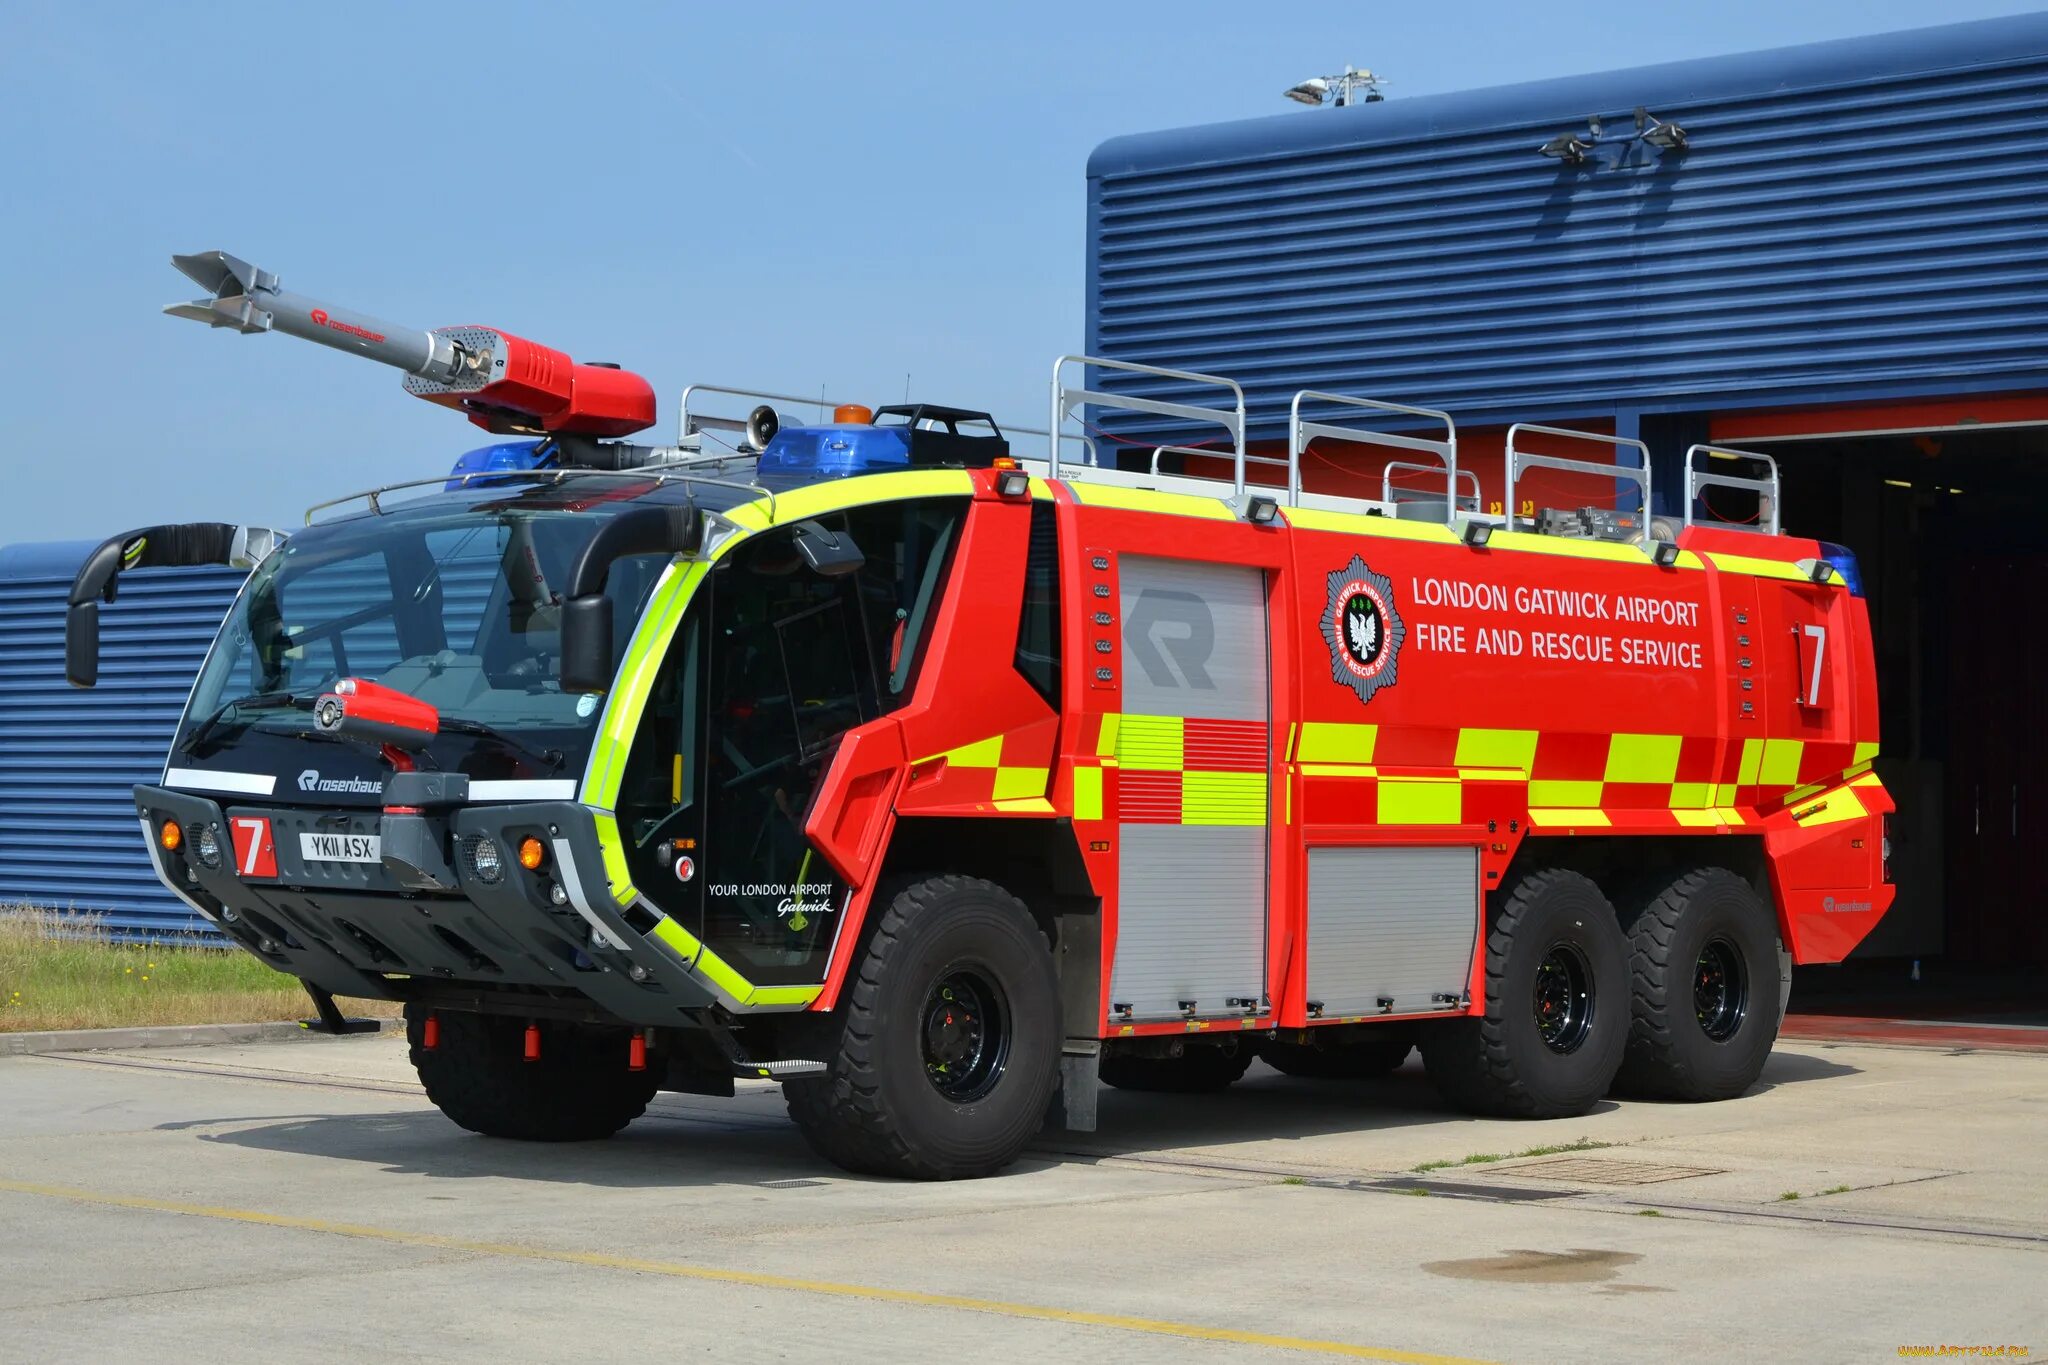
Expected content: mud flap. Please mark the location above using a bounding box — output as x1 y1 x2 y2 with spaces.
1049 1041 1100 1132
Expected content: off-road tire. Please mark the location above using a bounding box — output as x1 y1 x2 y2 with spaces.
784 876 1060 1180
1419 867 1628 1118
405 1004 657 1141
1099 1040 1255 1093
1258 1035 1412 1080
1614 867 1781 1101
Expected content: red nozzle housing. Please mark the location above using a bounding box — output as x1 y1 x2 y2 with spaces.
408 326 658 439
313 678 441 753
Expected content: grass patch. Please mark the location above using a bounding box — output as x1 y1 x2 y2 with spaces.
1818 1185 1852 1196
1777 1191 1801 1202
1402 1186 1432 1197
0 907 399 1033
1411 1137 1615 1173
1278 1176 1308 1186
1635 1209 1665 1217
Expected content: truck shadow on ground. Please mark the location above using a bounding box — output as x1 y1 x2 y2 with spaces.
1049 1047 1855 1166
183 1049 1856 1188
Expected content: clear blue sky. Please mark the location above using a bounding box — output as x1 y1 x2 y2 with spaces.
3 0 2039 544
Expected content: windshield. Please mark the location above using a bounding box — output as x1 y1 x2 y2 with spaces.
178 491 673 798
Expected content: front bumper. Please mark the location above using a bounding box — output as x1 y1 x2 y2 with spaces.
135 787 715 1027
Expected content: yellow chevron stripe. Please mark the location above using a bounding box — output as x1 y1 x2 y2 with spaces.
1760 738 1804 788
1181 772 1267 826
1605 733 1682 785
1297 721 1377 763
1529 779 1602 807
1377 777 1461 825
1454 728 1538 773
991 766 1049 801
1073 765 1103 821
1117 715 1184 771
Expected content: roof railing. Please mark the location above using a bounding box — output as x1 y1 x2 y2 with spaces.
1503 424 1652 534
1292 391 1460 514
1147 444 1289 477
1684 443 1781 535
679 383 852 443
1048 354 1246 488
1382 460 1482 514
304 467 777 525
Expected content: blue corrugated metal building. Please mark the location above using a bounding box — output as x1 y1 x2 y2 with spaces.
0 542 246 935
1087 12 2048 441
1085 14 2048 967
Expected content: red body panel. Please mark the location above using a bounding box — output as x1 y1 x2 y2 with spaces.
804 470 1894 1030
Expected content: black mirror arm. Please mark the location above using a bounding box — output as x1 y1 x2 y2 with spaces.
65 523 245 690
559 503 703 695
565 504 702 600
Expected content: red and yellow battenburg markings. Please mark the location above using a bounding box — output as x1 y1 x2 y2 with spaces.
1078 714 1269 826
1287 722 1878 831
910 719 1060 813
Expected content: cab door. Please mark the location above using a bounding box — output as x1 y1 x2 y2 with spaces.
610 499 967 998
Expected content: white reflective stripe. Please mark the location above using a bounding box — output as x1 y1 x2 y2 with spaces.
550 838 632 950
470 780 578 801
163 767 276 796
138 817 216 921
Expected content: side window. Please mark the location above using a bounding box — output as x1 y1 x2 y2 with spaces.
617 599 703 853
1014 501 1060 706
840 499 967 707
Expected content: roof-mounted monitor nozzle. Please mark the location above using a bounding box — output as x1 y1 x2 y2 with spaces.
164 250 657 439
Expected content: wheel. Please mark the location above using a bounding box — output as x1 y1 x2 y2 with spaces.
405 1004 657 1142
1258 1035 1412 1079
1099 1040 1254 1092
784 875 1060 1180
1418 867 1628 1118
1614 867 1781 1101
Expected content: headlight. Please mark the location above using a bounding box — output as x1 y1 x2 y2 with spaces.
466 836 505 884
193 823 223 870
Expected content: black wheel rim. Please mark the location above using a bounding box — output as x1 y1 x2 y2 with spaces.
1533 941 1594 1055
1694 937 1749 1042
921 966 1010 1103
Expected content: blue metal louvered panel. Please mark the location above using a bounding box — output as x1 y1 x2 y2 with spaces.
0 542 247 937
1084 14 2048 439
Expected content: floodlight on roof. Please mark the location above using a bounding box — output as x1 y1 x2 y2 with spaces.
1283 66 1385 108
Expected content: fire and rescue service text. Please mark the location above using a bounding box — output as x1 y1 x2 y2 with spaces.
1406 576 1705 670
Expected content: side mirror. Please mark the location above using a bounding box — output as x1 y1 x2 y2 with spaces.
559 596 616 695
64 522 275 688
792 519 865 577
561 503 704 694
65 600 102 688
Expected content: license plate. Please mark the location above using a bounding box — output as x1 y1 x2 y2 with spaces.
299 832 382 863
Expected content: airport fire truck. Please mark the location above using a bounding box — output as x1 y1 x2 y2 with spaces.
66 251 1894 1178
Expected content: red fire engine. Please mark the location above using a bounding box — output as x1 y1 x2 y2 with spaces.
69 253 1892 1178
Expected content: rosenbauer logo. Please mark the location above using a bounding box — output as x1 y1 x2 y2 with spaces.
1320 554 1405 706
297 768 382 796
308 308 387 345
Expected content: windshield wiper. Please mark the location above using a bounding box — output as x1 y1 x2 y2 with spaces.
437 717 566 774
177 690 315 754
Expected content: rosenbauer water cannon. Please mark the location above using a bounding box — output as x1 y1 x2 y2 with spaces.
164 250 657 439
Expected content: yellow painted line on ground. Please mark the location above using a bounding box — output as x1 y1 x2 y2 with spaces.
0 1178 1492 1364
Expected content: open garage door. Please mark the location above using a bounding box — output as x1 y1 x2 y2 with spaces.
1721 408 2048 976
